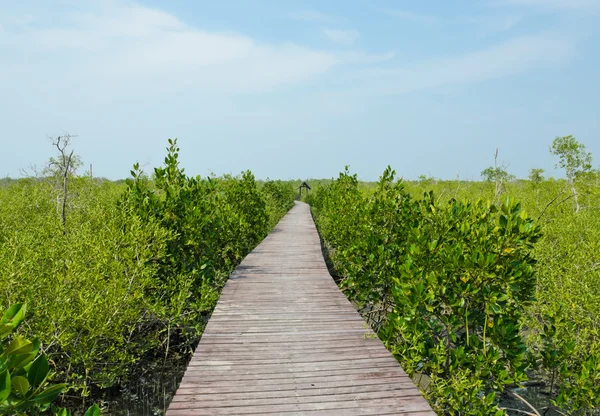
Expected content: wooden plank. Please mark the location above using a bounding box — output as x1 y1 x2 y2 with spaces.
177 377 414 392
179 368 407 383
167 397 434 415
166 202 434 415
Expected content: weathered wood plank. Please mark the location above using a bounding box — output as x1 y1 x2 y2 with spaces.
166 202 434 415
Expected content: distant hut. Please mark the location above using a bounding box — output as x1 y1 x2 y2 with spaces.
297 181 311 199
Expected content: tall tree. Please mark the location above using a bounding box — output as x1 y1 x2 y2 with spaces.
550 135 592 212
45 134 81 229
481 148 514 199
528 168 545 185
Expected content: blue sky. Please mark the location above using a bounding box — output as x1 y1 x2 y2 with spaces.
0 0 598 181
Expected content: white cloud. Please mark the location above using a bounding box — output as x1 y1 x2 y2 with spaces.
0 3 578 110
323 29 360 45
342 51 397 64
496 0 599 10
0 3 339 94
458 14 523 36
346 34 574 95
467 15 523 32
381 8 523 33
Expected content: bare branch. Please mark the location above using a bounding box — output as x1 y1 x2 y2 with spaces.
47 133 78 231
499 408 538 416
537 188 567 221
509 391 542 416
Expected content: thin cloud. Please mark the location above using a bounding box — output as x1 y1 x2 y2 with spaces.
463 15 523 33
342 51 397 64
1 3 339 94
495 0 599 10
382 8 521 33
379 9 439 25
492 15 523 31
346 33 574 95
323 29 360 45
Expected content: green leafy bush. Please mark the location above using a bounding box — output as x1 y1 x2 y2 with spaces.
1 304 101 416
404 171 600 414
0 304 66 414
261 179 296 229
119 140 292 340
0 177 170 391
0 139 295 408
311 167 543 414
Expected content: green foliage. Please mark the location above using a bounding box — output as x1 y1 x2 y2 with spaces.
481 166 515 183
550 135 592 182
418 174 436 184
1 138 295 409
0 304 61 414
481 160 516 200
528 202 600 414
550 135 593 213
119 139 294 341
313 165 600 414
528 168 545 185
0 177 168 391
384 195 541 414
310 167 364 252
261 179 296 229
0 304 101 415
423 175 600 414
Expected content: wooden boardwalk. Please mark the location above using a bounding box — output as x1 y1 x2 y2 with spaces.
167 202 435 415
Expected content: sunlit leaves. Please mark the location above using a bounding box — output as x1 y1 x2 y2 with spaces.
311 166 543 414
0 304 70 413
0 138 295 407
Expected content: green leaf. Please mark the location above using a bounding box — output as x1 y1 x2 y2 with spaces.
7 339 42 370
30 338 41 355
4 337 33 355
84 403 102 416
11 375 29 396
490 303 502 314
0 369 11 402
0 323 14 340
10 352 37 370
31 383 66 405
28 352 49 388
55 408 71 416
499 215 508 228
1 304 26 328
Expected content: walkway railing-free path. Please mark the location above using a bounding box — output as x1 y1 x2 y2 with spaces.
167 201 435 415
